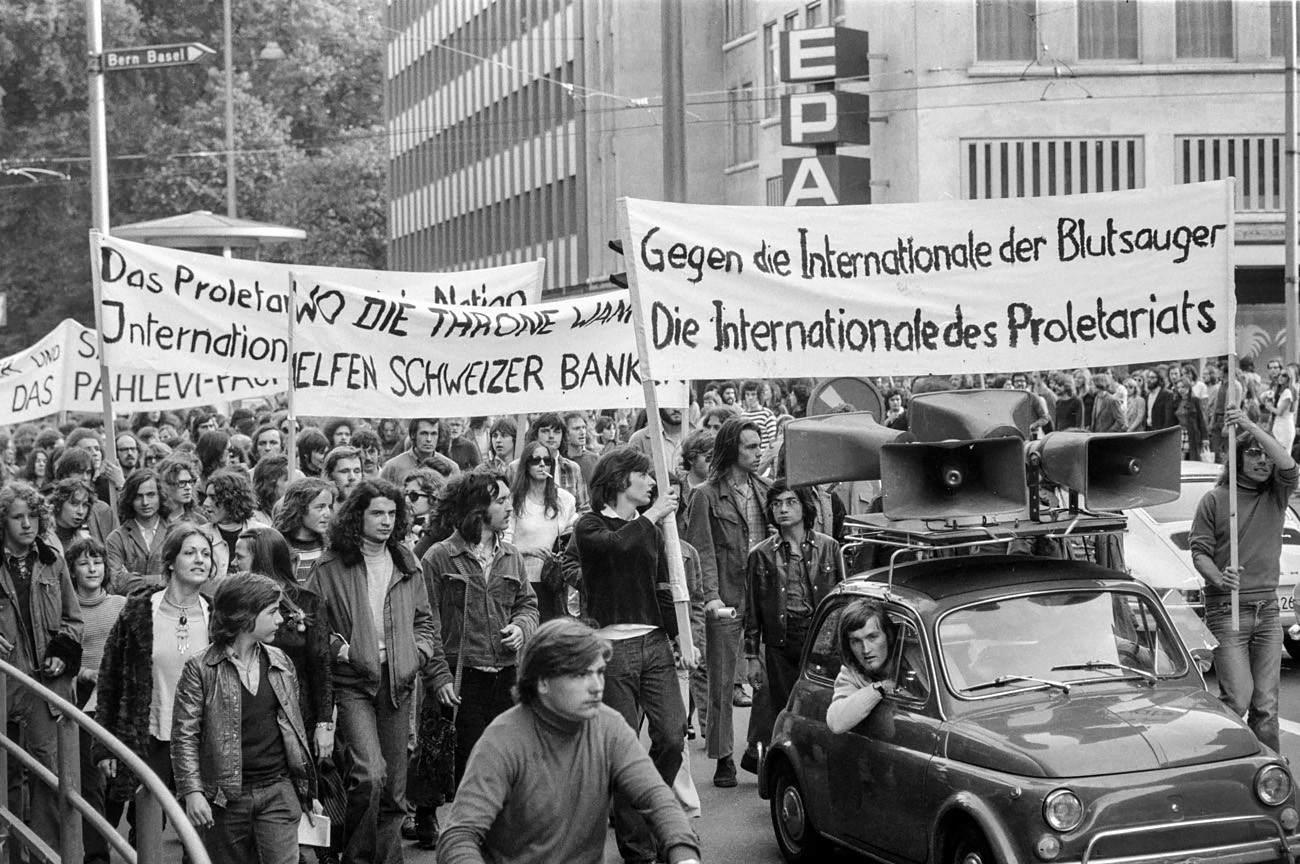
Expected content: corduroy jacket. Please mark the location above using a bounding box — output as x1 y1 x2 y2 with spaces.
307 543 436 706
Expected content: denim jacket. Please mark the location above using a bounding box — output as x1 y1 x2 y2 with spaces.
421 531 539 692
171 644 316 808
684 474 772 615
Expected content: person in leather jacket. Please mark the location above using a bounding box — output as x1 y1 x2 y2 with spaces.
172 573 318 864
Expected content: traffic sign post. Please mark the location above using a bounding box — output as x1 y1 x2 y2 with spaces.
94 42 215 73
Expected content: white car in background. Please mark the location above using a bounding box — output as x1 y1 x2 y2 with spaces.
1124 460 1300 659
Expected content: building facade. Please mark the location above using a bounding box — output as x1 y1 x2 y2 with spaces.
387 0 1293 351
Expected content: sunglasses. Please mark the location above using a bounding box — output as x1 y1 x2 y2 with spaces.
1244 448 1272 461
406 491 429 503
526 455 550 467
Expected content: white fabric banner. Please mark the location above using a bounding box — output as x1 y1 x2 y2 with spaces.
91 232 546 376
290 276 685 417
0 320 279 424
620 181 1235 379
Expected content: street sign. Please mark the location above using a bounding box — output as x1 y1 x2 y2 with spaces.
98 43 215 72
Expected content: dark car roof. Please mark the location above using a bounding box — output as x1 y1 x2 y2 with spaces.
846 554 1136 602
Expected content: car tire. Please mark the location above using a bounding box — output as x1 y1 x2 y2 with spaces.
770 760 825 864
951 829 995 864
1284 629 1300 662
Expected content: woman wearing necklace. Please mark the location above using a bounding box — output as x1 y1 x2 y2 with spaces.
503 440 577 622
105 469 168 595
93 522 215 827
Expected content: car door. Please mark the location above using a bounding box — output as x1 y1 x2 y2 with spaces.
785 601 844 831
828 609 942 861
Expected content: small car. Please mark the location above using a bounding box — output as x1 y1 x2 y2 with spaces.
760 553 1300 864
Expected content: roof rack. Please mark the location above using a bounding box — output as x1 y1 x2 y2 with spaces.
840 509 1129 598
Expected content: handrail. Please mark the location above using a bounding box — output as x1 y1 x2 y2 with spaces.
0 655 211 864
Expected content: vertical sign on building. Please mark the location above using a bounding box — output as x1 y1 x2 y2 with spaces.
778 26 871 206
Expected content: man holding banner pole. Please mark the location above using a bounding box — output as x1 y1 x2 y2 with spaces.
1190 405 1296 754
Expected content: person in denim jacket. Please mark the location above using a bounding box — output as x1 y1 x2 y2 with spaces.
422 471 539 782
172 573 318 864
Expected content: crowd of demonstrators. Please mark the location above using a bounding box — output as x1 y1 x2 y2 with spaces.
0 358 1294 863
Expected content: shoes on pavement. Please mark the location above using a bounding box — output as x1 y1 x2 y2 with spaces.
401 815 417 841
416 811 440 849
732 685 752 707
740 747 759 775
713 755 737 788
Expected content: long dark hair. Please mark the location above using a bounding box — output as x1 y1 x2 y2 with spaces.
708 416 761 482
431 470 504 543
765 479 817 532
195 430 230 480
511 440 560 519
206 468 256 523
588 446 650 513
237 525 308 627
252 454 289 516
327 478 409 561
118 468 161 524
296 429 329 476
209 573 282 648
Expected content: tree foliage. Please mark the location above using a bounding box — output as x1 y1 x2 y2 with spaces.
0 0 387 355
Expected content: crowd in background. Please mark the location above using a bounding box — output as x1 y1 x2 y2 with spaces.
0 355 1283 864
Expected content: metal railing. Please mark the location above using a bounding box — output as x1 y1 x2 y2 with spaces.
0 656 210 864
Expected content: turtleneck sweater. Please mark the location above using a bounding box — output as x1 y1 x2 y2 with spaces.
437 700 698 864
1190 461 1300 602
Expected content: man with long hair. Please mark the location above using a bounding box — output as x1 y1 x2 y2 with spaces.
1191 407 1299 754
0 481 83 855
421 470 537 848
684 416 770 788
308 479 436 864
574 445 685 863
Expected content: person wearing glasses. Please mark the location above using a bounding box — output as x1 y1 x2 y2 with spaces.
403 467 446 556
504 440 578 622
1190 406 1299 754
158 455 207 527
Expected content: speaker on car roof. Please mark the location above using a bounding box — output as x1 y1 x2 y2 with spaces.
1028 426 1182 511
879 437 1028 520
907 389 1033 442
783 411 909 487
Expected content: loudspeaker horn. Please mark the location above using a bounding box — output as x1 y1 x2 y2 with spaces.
1029 426 1182 511
907 389 1034 442
783 411 908 487
879 437 1029 520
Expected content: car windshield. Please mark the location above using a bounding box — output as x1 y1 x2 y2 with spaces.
1140 480 1214 523
939 590 1187 697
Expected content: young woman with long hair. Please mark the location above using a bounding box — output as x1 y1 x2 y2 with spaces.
504 439 576 621
273 477 336 582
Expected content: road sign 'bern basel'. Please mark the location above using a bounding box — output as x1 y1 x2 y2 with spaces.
101 43 215 72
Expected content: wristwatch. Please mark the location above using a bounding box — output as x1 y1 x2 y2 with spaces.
872 681 886 696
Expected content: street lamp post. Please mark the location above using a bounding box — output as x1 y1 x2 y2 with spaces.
223 0 237 219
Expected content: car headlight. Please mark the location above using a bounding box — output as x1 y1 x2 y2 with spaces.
1043 789 1084 832
1256 764 1293 806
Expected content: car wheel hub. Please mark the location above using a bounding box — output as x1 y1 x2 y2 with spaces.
780 786 807 843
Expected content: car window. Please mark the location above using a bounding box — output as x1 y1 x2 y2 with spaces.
938 589 1187 698
888 616 931 703
805 604 843 681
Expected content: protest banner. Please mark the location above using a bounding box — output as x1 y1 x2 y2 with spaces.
0 319 279 423
90 232 546 376
619 181 1235 380
289 275 686 418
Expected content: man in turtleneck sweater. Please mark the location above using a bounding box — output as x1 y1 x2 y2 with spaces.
1190 406 1299 754
437 618 700 864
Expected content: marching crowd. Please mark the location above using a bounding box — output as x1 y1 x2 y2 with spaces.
0 358 1287 864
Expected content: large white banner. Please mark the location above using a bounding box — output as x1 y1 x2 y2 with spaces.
1 320 279 424
620 181 1235 379
291 276 685 417
91 232 546 376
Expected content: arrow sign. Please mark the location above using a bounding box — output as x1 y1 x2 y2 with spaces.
100 43 215 72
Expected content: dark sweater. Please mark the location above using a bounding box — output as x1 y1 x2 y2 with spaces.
573 511 677 638
436 702 697 864
1190 462 1300 602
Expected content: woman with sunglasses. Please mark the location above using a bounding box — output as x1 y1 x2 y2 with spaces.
403 467 446 556
503 440 577 621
